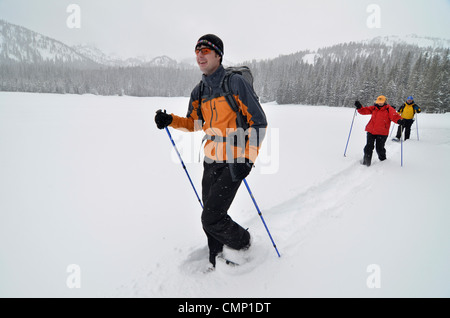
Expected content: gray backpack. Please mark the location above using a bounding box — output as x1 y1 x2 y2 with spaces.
197 66 256 130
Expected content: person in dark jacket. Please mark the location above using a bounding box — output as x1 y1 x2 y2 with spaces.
355 96 404 166
155 34 268 269
393 95 421 141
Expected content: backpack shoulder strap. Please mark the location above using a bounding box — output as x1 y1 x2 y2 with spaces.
196 80 205 123
221 72 248 130
221 72 240 113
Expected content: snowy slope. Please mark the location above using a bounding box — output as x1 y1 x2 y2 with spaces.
72 44 130 67
0 93 449 297
366 34 450 49
72 44 179 68
0 20 93 65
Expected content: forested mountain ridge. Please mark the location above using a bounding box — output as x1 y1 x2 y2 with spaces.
249 40 450 112
1 20 449 112
0 20 198 96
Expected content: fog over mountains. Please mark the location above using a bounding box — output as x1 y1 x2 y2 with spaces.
1 19 449 112
0 20 187 68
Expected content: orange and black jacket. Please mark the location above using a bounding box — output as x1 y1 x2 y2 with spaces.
170 65 268 163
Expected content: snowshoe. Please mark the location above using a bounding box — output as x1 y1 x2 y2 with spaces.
217 254 239 267
202 264 216 273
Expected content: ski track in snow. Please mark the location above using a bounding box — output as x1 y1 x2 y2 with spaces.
269 161 374 250
120 120 428 298
117 107 432 297
118 146 399 297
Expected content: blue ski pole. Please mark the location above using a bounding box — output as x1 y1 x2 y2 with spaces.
344 109 357 157
243 179 281 258
400 127 404 167
389 122 396 137
415 113 419 141
165 126 203 209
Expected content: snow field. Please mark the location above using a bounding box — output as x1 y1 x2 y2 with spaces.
0 92 449 297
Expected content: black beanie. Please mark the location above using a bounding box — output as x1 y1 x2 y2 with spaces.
196 34 224 58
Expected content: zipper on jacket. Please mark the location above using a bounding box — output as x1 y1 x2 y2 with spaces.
209 103 214 127
207 101 222 162
213 101 218 122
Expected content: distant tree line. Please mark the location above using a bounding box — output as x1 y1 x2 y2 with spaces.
248 43 450 113
1 42 449 113
0 63 200 97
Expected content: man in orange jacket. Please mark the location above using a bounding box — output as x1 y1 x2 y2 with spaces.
155 34 267 268
355 96 404 166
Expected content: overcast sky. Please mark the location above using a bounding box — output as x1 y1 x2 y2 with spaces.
1 0 449 63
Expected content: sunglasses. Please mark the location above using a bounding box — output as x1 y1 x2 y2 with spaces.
195 47 212 55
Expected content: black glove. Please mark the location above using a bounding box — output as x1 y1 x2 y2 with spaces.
229 159 253 182
354 101 362 109
397 119 405 126
155 109 173 129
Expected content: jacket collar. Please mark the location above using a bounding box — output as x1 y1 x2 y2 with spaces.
374 104 390 110
202 65 225 89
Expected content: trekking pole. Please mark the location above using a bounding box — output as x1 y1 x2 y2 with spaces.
400 126 404 167
243 179 281 258
389 122 396 137
415 113 420 141
344 109 357 157
164 127 203 209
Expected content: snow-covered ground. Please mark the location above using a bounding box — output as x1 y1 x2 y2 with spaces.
0 92 449 298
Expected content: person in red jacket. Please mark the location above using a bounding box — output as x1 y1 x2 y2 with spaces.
355 96 404 166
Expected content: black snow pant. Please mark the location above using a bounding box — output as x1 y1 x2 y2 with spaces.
396 119 414 140
201 161 250 265
363 132 388 166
